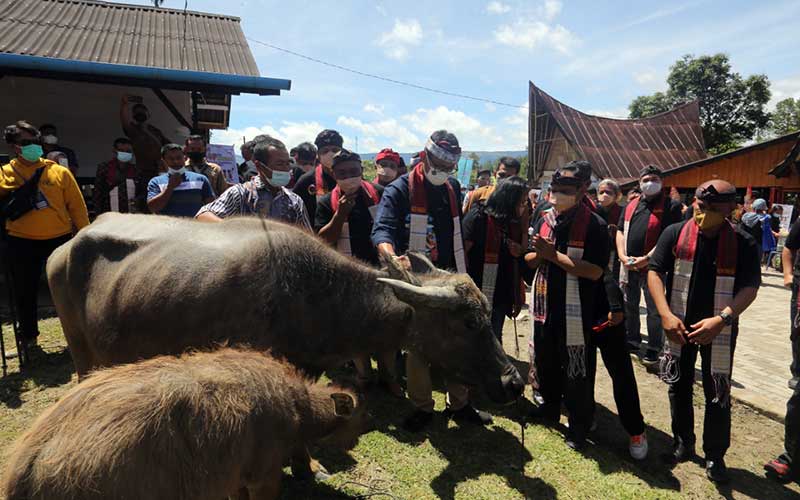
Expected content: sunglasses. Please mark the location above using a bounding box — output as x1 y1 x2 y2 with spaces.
18 138 41 146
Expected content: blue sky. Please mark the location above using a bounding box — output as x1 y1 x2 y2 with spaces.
125 0 800 152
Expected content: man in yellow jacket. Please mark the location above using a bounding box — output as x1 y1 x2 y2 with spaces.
1 120 89 349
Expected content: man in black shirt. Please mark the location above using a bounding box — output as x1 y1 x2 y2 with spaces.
525 163 609 451
293 129 341 226
315 149 402 397
617 165 684 363
289 141 317 189
764 218 800 482
648 179 760 484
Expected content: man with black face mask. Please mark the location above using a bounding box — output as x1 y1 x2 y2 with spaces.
648 179 760 484
120 95 171 195
184 135 228 199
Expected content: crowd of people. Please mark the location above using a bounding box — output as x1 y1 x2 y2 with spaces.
1 118 798 486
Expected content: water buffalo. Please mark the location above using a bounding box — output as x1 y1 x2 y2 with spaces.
2 348 368 500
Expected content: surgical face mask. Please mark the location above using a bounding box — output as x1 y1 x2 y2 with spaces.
266 170 291 187
117 151 133 163
168 167 186 176
693 205 726 231
549 191 577 213
425 166 450 186
42 134 58 145
20 143 43 162
57 157 69 168
641 180 662 197
338 176 362 194
376 165 397 180
187 151 205 163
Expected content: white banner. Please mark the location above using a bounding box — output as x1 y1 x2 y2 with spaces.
776 204 794 232
207 144 240 184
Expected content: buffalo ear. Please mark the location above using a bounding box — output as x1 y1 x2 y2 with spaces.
407 252 449 277
381 254 421 286
331 393 356 417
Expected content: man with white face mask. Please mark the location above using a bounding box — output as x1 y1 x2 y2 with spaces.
372 129 492 432
196 135 310 229
616 165 683 364
147 144 214 217
39 123 79 173
94 137 141 214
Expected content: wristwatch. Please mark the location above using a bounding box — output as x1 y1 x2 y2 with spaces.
718 311 733 326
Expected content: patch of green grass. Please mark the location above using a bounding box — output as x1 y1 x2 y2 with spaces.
2 321 799 499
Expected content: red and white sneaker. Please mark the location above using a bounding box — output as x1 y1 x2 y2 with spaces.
629 433 648 460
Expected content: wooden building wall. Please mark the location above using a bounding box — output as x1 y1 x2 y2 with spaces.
662 137 799 191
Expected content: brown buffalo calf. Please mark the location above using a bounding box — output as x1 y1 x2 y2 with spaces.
2 348 366 500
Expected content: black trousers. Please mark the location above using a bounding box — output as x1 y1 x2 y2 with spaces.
785 382 800 465
533 323 593 439
6 235 70 340
790 282 799 381
668 334 737 461
589 323 646 436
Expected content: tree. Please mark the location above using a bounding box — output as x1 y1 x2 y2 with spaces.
771 98 800 136
629 54 771 154
629 92 672 118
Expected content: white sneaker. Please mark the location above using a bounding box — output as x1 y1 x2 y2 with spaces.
629 433 648 460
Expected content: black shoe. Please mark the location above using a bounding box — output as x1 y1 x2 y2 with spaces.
642 351 660 366
449 405 493 426
662 442 696 465
565 433 586 451
526 405 559 426
626 343 641 355
790 378 798 391
402 410 433 432
706 459 730 484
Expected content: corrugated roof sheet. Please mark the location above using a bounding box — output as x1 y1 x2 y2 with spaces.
0 0 260 76
530 82 707 183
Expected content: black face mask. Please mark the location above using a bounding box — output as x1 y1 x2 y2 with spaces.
133 113 148 123
187 151 205 162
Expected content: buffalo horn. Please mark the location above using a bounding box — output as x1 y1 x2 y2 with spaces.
377 278 460 308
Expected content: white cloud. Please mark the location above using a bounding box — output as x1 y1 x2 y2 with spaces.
486 1 511 14
363 103 385 115
336 116 421 150
494 19 578 54
585 108 629 119
633 69 659 86
485 103 497 112
333 105 529 152
769 74 800 109
541 0 562 21
211 121 324 150
377 19 423 61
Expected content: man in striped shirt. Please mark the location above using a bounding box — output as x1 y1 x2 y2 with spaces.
195 135 311 229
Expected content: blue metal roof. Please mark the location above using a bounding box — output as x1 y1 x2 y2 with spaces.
0 52 291 96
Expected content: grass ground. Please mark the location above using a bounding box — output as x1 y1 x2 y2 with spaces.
0 316 798 499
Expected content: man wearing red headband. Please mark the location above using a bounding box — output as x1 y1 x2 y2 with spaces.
374 148 401 187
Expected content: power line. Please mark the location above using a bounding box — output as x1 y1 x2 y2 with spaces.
246 37 528 110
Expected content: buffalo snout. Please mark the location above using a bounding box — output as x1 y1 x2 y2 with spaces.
485 362 525 404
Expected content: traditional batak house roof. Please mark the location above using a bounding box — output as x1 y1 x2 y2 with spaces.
528 81 707 186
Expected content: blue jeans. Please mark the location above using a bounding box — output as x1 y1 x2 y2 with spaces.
623 270 664 355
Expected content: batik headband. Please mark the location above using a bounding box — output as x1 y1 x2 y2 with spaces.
425 138 461 165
